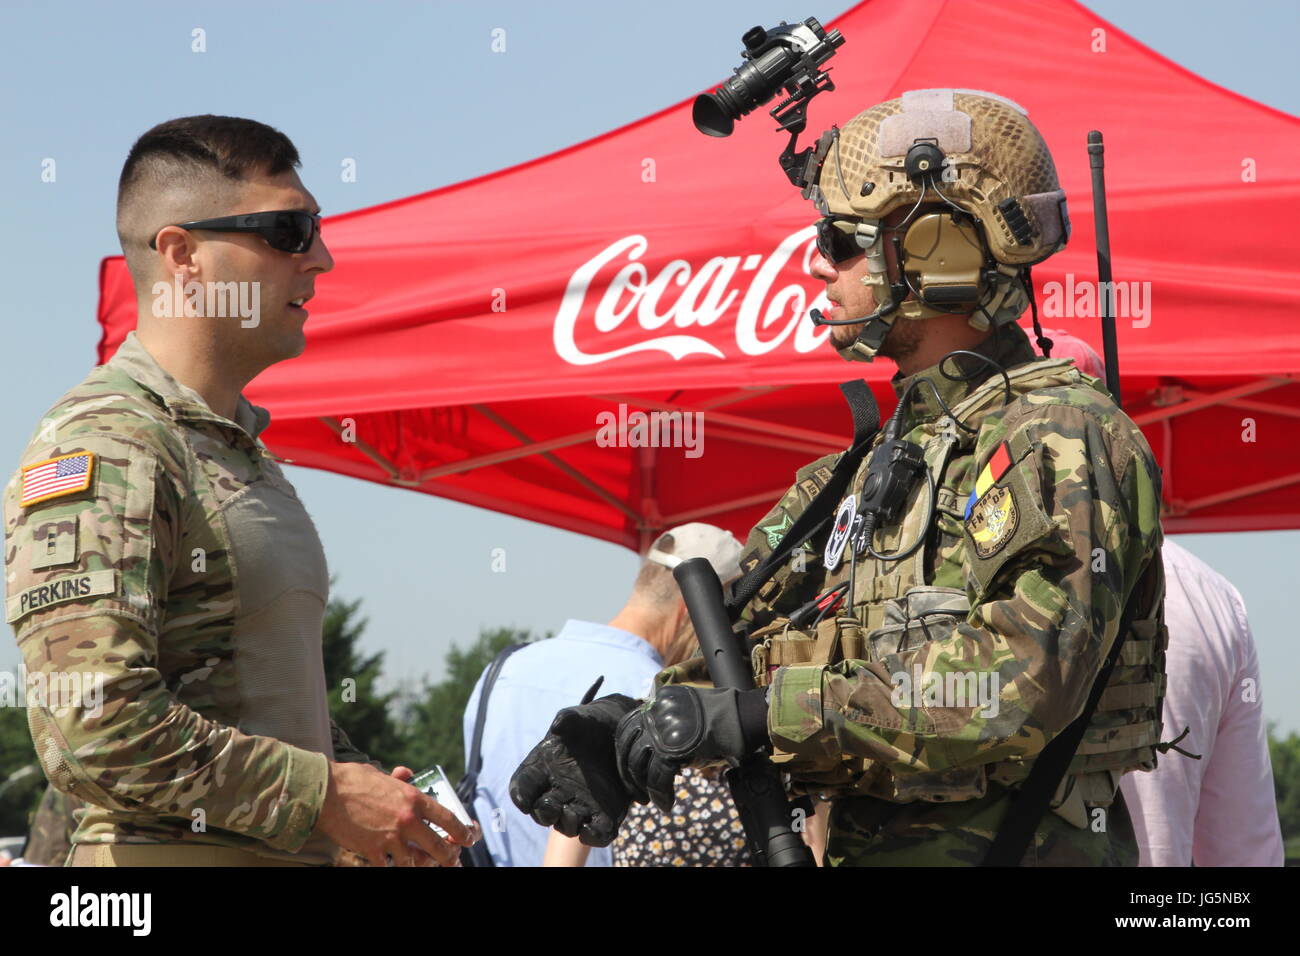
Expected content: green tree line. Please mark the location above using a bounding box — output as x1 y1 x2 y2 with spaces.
3 591 1299 866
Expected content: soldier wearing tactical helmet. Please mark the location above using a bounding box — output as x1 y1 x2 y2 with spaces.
512 89 1169 866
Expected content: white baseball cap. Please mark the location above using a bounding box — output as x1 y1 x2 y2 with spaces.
645 522 744 584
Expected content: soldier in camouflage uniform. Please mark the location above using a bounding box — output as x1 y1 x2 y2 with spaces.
3 115 472 867
511 90 1168 866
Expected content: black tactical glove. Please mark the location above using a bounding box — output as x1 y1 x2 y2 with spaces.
614 685 770 812
508 694 639 847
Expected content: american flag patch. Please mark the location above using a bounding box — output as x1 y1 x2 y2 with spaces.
20 452 95 507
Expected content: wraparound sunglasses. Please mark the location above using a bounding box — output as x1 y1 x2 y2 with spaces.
149 210 321 253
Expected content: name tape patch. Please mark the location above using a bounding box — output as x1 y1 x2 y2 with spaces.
6 570 116 623
20 452 95 507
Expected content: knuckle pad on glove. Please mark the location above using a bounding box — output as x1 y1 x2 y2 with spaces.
647 685 706 758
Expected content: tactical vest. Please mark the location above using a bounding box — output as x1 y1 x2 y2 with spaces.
748 358 1167 827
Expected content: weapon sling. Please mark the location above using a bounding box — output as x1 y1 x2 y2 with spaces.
726 379 879 621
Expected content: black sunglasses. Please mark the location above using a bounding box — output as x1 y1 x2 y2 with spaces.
149 210 322 253
815 216 871 264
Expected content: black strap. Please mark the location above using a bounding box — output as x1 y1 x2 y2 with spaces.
726 380 880 622
981 595 1137 866
457 642 527 806
455 642 527 868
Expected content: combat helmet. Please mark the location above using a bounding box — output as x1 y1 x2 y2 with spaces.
806 89 1070 361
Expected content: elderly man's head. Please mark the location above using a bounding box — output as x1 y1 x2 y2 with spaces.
627 524 743 667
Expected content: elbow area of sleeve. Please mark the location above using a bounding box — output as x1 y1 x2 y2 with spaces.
262 746 330 853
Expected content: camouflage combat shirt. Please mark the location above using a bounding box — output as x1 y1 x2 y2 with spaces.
3 331 369 865
664 323 1166 866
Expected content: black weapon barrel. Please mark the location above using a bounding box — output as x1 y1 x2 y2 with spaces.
674 558 816 867
676 558 755 690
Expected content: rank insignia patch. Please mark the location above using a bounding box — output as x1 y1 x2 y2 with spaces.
20 453 94 507
965 483 1018 558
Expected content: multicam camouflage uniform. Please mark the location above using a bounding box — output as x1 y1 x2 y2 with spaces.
661 322 1167 866
3 331 373 866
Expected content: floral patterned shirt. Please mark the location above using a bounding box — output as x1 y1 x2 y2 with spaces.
613 767 753 867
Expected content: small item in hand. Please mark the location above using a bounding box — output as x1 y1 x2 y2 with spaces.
410 765 475 840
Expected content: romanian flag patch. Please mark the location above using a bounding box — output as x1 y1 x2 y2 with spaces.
964 442 1013 520
20 452 94 507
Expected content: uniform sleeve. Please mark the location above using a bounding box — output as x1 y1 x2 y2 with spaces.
4 434 329 853
768 402 1162 776
330 720 381 769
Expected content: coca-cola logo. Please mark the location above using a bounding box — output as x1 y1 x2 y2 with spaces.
553 225 833 365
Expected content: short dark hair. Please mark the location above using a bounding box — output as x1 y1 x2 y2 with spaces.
118 114 300 200
116 115 301 275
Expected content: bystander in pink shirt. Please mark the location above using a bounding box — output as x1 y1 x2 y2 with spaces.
1032 327 1284 866
1120 539 1284 866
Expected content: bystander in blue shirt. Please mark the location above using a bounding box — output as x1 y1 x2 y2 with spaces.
462 619 663 866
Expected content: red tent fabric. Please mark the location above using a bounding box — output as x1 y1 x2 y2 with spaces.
97 0 1300 550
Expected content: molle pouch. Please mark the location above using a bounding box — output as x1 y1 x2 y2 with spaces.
753 611 866 688
866 586 970 660
835 616 866 662
1043 769 1127 829
750 618 818 688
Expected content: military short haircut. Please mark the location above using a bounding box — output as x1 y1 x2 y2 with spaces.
115 115 301 282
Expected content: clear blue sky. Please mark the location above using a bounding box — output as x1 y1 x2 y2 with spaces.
1 0 1297 731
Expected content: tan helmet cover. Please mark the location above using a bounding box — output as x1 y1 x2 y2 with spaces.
810 89 1067 361
814 88 1070 264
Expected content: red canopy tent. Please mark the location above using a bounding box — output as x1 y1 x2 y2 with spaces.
97 0 1300 551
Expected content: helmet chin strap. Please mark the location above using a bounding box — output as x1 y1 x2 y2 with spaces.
825 268 1029 363
835 308 897 362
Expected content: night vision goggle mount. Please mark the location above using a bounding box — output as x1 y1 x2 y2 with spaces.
692 18 844 189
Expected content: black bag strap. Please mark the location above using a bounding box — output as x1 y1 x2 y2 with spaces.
457 642 527 809
726 380 880 622
456 642 527 868
981 593 1138 866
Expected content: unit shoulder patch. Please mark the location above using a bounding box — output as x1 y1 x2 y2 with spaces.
964 483 1018 558
760 511 794 549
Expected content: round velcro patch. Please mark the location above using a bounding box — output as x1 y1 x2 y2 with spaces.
824 494 857 572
